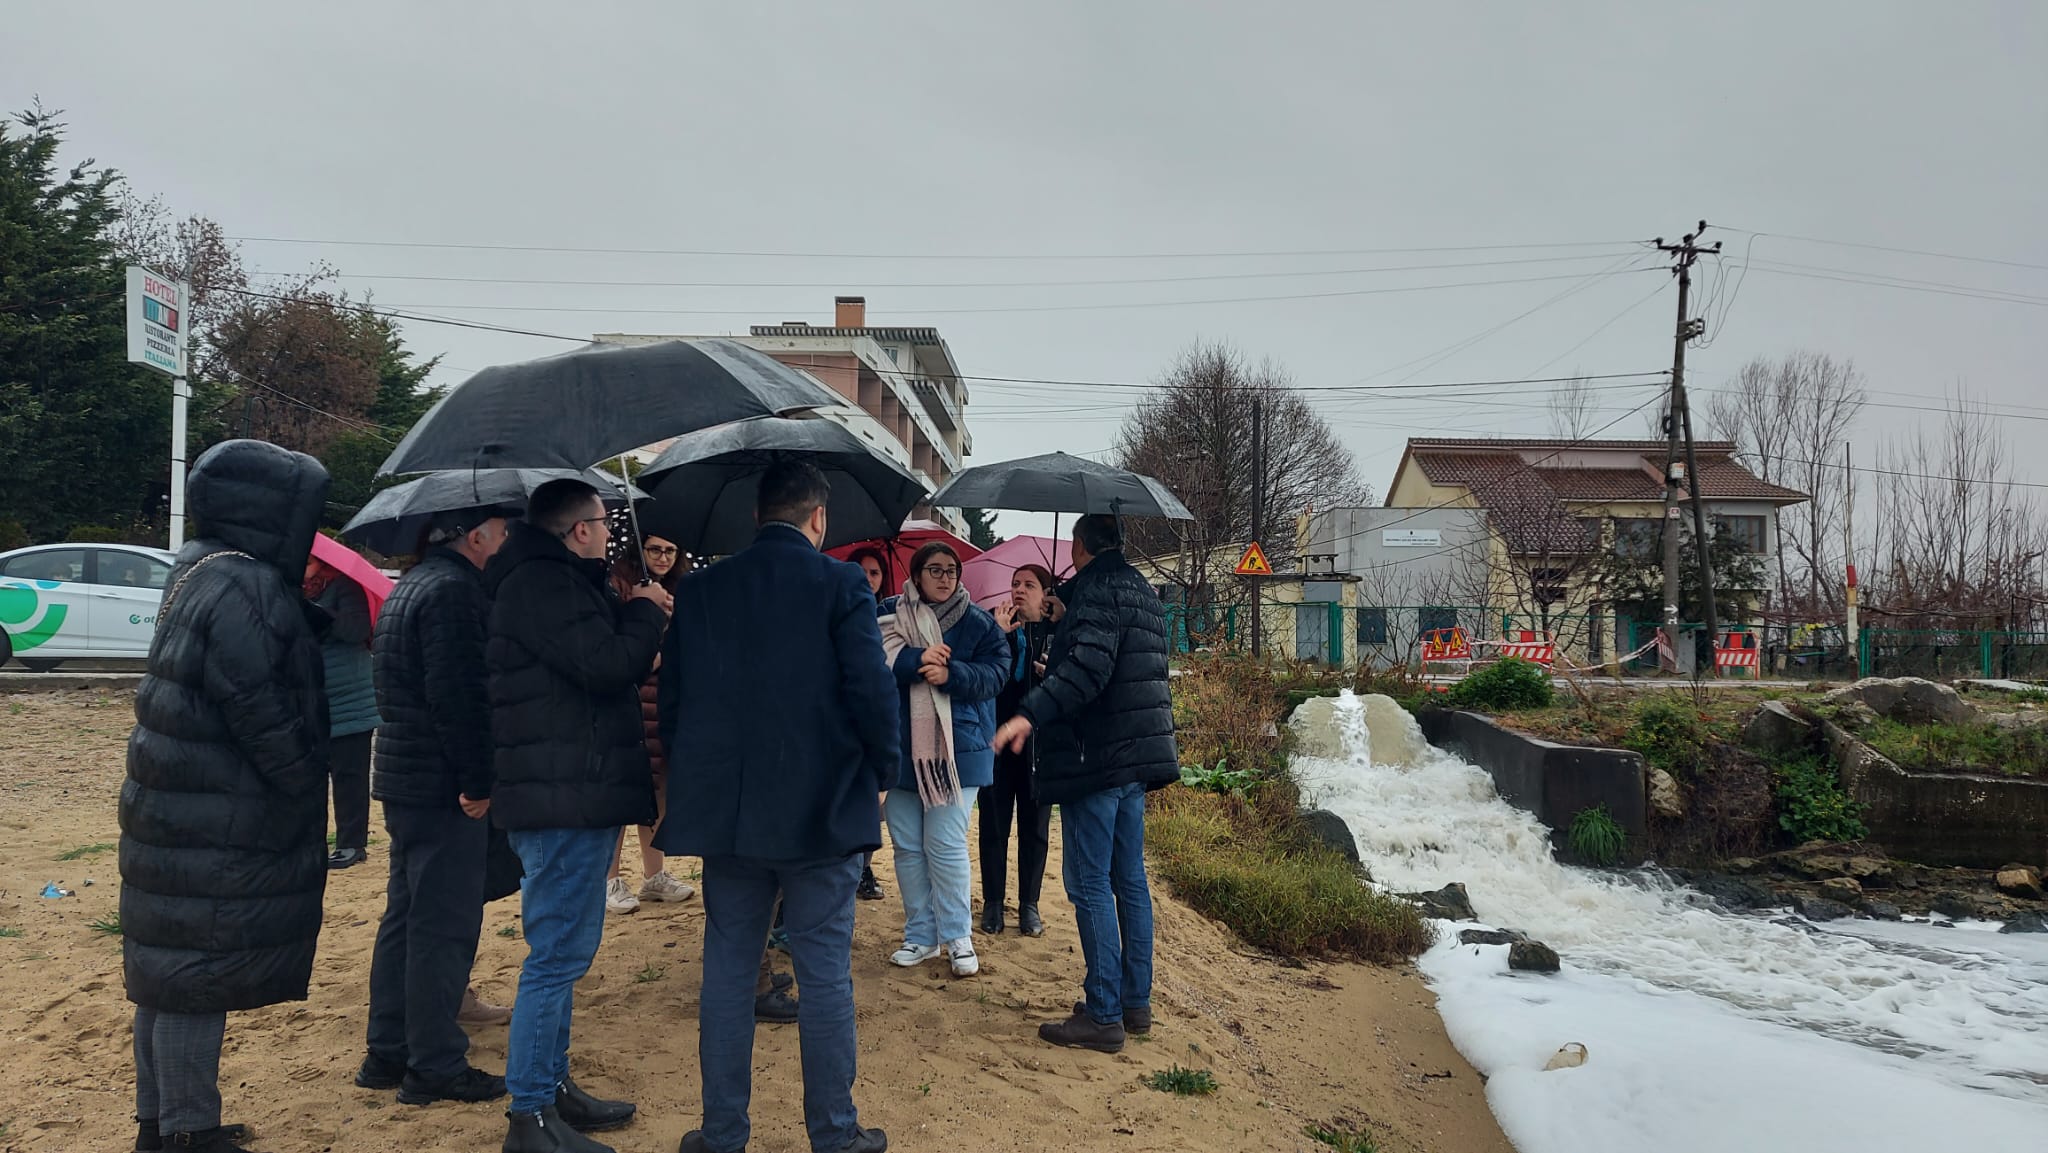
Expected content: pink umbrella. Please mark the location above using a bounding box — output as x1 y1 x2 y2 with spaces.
963 535 1073 609
311 533 395 628
825 519 981 597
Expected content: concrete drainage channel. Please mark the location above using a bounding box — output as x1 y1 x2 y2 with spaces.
1414 707 1651 864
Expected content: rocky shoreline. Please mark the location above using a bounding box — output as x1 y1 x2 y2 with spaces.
1672 841 2048 933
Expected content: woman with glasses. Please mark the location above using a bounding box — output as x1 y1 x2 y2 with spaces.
878 541 1011 977
605 532 694 913
982 563 1058 936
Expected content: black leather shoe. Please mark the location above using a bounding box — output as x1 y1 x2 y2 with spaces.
769 971 794 992
1018 904 1044 937
555 1077 636 1133
1073 1000 1151 1035
327 847 366 870
1040 1007 1126 1053
398 1065 507 1105
504 1107 614 1153
755 988 799 1023
980 906 1005 935
833 1127 888 1153
353 1054 405 1090
676 1130 743 1153
160 1128 257 1152
856 868 884 900
138 1121 249 1151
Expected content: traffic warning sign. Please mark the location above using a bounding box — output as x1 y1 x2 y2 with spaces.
1233 542 1272 576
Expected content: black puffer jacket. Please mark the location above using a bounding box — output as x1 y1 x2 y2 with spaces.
485 522 666 830
1017 549 1179 806
120 439 332 1014
372 547 493 808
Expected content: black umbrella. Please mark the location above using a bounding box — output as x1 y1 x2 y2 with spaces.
339 468 645 556
637 415 930 556
928 451 1193 519
375 339 843 476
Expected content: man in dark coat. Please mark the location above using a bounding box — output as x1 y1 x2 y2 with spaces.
120 439 332 1153
355 509 514 1107
657 461 896 1153
486 479 668 1153
994 514 1179 1055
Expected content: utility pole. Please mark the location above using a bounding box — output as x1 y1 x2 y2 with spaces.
1249 395 1265 659
1844 440 1858 663
1656 222 1722 675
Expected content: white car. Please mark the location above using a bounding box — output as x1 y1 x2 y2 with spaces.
0 543 178 670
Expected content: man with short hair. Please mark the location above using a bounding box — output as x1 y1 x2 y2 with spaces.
994 513 1178 1055
356 509 515 1107
659 461 897 1153
487 480 669 1153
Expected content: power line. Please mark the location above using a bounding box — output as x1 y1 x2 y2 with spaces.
1745 263 2048 307
1714 226 2048 274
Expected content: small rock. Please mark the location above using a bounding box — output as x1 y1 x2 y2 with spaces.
1690 874 1788 912
1723 857 1765 875
1994 865 2044 900
1930 890 2010 921
2000 911 2048 934
1458 928 1525 946
1743 700 1814 757
1862 900 1903 921
1823 676 1976 725
1508 940 1561 973
1543 1042 1588 1070
1819 877 1863 905
1647 767 1685 820
1299 809 1360 864
1402 883 1477 922
1795 897 1856 922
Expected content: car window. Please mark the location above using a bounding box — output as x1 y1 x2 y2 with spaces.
97 550 172 590
0 549 87 583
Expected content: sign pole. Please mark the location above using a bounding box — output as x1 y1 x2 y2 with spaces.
127 266 191 550
169 377 190 549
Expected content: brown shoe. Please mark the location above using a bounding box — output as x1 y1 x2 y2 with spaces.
1039 1007 1126 1053
1074 1001 1151 1036
458 986 512 1028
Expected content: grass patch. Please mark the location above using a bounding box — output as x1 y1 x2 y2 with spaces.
631 963 665 983
1148 789 1433 962
1305 1122 1380 1153
1859 716 2048 779
56 842 115 861
1567 805 1627 866
496 924 519 938
89 913 122 937
1142 1065 1218 1096
0 926 23 938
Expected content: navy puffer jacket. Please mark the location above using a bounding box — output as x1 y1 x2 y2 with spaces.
880 595 1011 791
312 577 380 737
120 440 332 1014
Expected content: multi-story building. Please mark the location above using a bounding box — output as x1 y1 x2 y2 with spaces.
596 295 972 534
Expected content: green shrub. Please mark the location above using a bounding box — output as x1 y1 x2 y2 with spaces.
89 914 122 937
0 520 27 552
1567 805 1628 866
1445 657 1553 711
1148 790 1433 962
1142 1065 1218 1096
1178 757 1261 798
1305 1124 1380 1153
1774 753 1866 843
1623 696 1708 775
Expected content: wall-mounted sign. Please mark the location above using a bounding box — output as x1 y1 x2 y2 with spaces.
1381 528 1442 548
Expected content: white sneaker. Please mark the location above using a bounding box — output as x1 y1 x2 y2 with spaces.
639 871 697 903
890 942 942 967
605 876 640 914
946 937 979 977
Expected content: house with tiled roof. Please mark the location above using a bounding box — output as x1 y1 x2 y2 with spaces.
1307 437 1807 668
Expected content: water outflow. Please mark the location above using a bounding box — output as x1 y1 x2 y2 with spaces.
1293 691 2048 1153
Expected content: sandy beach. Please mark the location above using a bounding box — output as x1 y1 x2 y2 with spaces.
0 687 1510 1153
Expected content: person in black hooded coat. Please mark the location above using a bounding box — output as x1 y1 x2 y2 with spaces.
120 439 332 1153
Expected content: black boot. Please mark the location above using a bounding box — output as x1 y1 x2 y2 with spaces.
138 1121 249 1152
398 1065 507 1105
980 903 1006 935
504 1107 614 1153
160 1127 258 1152
856 867 883 900
555 1077 636 1133
756 987 800 1023
353 1053 405 1090
1018 904 1044 937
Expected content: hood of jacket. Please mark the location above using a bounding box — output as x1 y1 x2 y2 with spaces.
485 519 607 598
184 439 331 582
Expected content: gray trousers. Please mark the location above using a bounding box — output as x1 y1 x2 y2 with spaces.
134 1007 226 1135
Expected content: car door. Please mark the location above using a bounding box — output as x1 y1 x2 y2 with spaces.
88 548 173 656
0 547 95 659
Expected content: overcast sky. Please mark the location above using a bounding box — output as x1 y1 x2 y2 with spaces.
9 2 2044 536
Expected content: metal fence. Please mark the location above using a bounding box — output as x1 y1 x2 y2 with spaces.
1861 629 2048 680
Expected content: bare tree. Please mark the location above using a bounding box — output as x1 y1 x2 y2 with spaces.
1706 357 1798 617
1778 352 1865 615
1546 374 1597 439
1114 341 1369 604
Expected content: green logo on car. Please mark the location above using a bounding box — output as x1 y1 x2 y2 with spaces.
0 581 69 652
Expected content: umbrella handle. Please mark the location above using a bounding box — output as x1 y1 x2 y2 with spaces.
615 453 652 584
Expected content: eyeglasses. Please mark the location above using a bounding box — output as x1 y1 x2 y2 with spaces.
922 565 960 580
558 516 608 540
645 545 679 557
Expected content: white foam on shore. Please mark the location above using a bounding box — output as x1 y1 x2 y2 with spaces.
1294 691 2048 1153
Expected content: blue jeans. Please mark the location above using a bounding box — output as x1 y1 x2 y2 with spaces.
884 787 979 947
699 853 864 1153
506 826 616 1114
1061 782 1154 1024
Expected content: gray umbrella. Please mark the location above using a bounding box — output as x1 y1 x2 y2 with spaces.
340 468 644 555
637 415 930 556
928 451 1193 519
375 339 843 476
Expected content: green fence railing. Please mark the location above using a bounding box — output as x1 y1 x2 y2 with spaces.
1859 629 2048 680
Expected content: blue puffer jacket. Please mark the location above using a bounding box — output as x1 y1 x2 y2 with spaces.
312 578 381 738
881 595 1011 791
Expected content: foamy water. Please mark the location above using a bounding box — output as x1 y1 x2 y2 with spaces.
1293 692 2048 1153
